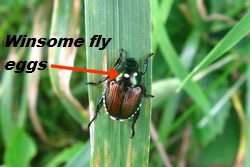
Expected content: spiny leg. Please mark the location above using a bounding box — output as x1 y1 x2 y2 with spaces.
140 84 154 98
130 111 140 138
141 53 153 75
86 76 109 85
88 97 103 129
86 49 123 85
113 49 124 69
145 94 154 98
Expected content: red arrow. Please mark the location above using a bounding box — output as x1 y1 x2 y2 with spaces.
50 64 119 80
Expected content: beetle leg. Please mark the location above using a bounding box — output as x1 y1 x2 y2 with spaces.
86 76 109 85
88 97 103 129
130 111 140 138
113 49 124 69
140 83 154 98
86 49 124 85
145 94 154 98
141 53 153 75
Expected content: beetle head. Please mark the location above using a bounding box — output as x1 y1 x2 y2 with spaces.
123 58 138 72
114 58 141 87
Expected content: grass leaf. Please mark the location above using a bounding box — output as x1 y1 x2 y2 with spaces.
244 63 250 166
48 0 88 124
85 0 152 166
4 129 37 167
152 0 211 111
178 11 250 91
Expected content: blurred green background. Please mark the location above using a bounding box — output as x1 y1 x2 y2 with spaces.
1 0 250 167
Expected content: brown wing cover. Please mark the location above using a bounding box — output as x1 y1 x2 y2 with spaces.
106 81 123 117
121 87 142 119
105 81 143 119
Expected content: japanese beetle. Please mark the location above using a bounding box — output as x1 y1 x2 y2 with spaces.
86 49 153 138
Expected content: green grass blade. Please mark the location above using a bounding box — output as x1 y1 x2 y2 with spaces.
18 4 48 130
0 48 24 146
85 0 152 166
45 142 90 167
177 11 250 91
152 0 211 111
245 63 250 167
152 0 174 52
180 30 201 69
48 0 88 124
4 129 37 167
65 142 90 167
0 68 15 145
198 74 247 128
157 29 201 142
152 78 180 108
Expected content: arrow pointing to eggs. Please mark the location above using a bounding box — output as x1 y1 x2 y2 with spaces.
50 64 119 80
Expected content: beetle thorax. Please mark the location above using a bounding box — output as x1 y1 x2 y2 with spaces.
113 71 141 92
115 58 142 88
123 71 141 87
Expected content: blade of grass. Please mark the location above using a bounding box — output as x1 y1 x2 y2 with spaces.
206 58 241 93
193 54 238 81
180 30 201 69
152 0 174 52
48 0 88 124
232 93 247 166
198 74 247 128
0 63 15 146
245 62 250 167
45 142 90 167
65 142 90 167
177 11 250 92
152 78 180 108
4 129 37 167
150 123 173 167
0 48 25 146
152 0 211 112
157 29 201 141
85 0 152 166
24 4 49 143
151 29 201 152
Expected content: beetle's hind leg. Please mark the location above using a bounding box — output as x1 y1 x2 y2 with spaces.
88 97 103 129
130 111 140 138
86 76 109 85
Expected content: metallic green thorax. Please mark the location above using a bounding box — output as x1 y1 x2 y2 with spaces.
115 58 142 90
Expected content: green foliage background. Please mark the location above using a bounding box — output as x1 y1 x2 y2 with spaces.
0 0 250 166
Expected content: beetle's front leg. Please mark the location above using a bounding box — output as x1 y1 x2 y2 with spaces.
113 49 124 69
88 97 103 129
141 53 153 75
130 111 140 138
86 76 109 85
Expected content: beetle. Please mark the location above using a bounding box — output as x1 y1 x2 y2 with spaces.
86 49 153 138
